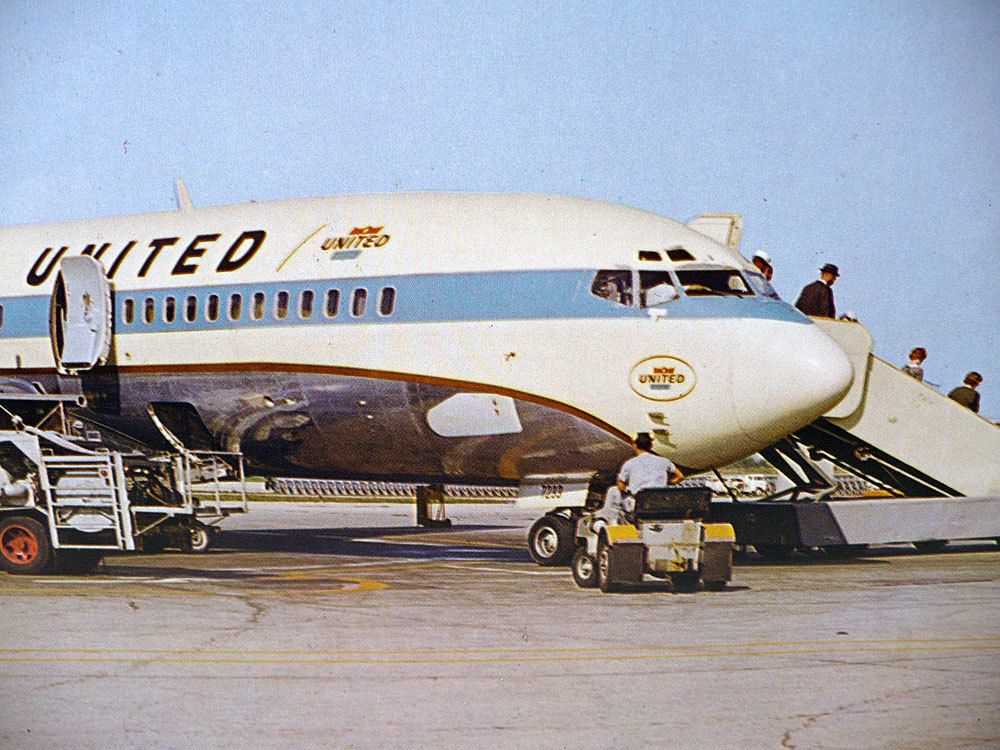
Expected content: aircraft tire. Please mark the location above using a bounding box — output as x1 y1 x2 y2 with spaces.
0 515 52 575
571 546 598 588
528 514 574 567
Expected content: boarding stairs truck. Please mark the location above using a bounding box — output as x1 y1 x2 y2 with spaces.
0 393 247 574
709 318 1000 557
521 319 1000 564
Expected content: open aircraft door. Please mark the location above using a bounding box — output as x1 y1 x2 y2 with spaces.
49 255 113 374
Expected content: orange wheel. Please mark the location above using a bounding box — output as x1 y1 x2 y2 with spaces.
2 525 39 562
0 516 52 574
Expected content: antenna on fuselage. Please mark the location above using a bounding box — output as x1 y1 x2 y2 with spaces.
174 179 194 212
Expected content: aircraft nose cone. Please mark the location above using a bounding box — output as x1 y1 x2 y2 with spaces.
731 320 854 447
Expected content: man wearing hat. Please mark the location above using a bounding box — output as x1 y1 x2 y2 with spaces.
795 263 840 318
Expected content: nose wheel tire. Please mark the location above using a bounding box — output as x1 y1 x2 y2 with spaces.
0 516 52 575
571 546 598 588
528 515 574 566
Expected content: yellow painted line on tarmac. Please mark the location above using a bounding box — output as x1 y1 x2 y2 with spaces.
0 558 499 597
367 534 521 550
440 564 566 576
0 638 997 666
0 575 388 597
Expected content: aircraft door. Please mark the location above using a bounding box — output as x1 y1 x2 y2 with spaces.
49 255 113 373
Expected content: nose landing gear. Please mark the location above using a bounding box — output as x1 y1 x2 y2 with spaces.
527 513 576 566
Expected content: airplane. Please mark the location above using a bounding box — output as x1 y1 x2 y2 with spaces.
0 189 854 563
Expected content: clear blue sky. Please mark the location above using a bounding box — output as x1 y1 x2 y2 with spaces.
2 1 997 416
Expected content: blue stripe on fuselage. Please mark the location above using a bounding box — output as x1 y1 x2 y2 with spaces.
0 269 809 339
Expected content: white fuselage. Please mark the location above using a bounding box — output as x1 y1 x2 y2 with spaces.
0 193 853 481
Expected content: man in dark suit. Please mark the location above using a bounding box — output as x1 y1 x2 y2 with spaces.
948 372 983 413
795 263 839 318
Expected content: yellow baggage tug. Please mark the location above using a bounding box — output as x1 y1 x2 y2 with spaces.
570 486 735 593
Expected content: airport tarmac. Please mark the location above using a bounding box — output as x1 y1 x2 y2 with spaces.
1 501 998 750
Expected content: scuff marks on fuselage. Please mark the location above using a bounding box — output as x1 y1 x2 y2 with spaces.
33 367 632 483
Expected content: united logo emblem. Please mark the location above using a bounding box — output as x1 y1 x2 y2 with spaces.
629 356 697 401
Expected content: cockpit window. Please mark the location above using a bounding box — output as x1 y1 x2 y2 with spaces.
638 271 678 307
676 269 753 297
591 270 633 307
745 271 780 299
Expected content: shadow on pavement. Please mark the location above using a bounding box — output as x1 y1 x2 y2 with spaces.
210 524 533 563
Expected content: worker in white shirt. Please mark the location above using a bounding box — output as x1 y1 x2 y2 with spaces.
611 433 684 518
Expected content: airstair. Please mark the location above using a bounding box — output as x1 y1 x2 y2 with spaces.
710 318 1000 553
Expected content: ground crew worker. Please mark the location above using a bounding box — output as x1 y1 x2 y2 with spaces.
612 433 684 518
795 263 839 318
948 372 983 413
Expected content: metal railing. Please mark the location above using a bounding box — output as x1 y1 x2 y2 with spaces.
181 450 248 514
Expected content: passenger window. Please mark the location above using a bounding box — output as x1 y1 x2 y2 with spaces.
123 298 135 325
638 271 678 308
164 296 176 323
185 295 197 322
299 290 314 319
351 288 367 317
252 292 265 320
143 297 155 324
325 289 340 318
206 294 220 322
229 293 242 321
590 270 633 307
378 287 396 316
666 248 695 262
275 291 289 319
676 269 753 297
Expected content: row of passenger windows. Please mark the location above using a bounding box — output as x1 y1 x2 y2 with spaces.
121 287 397 326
